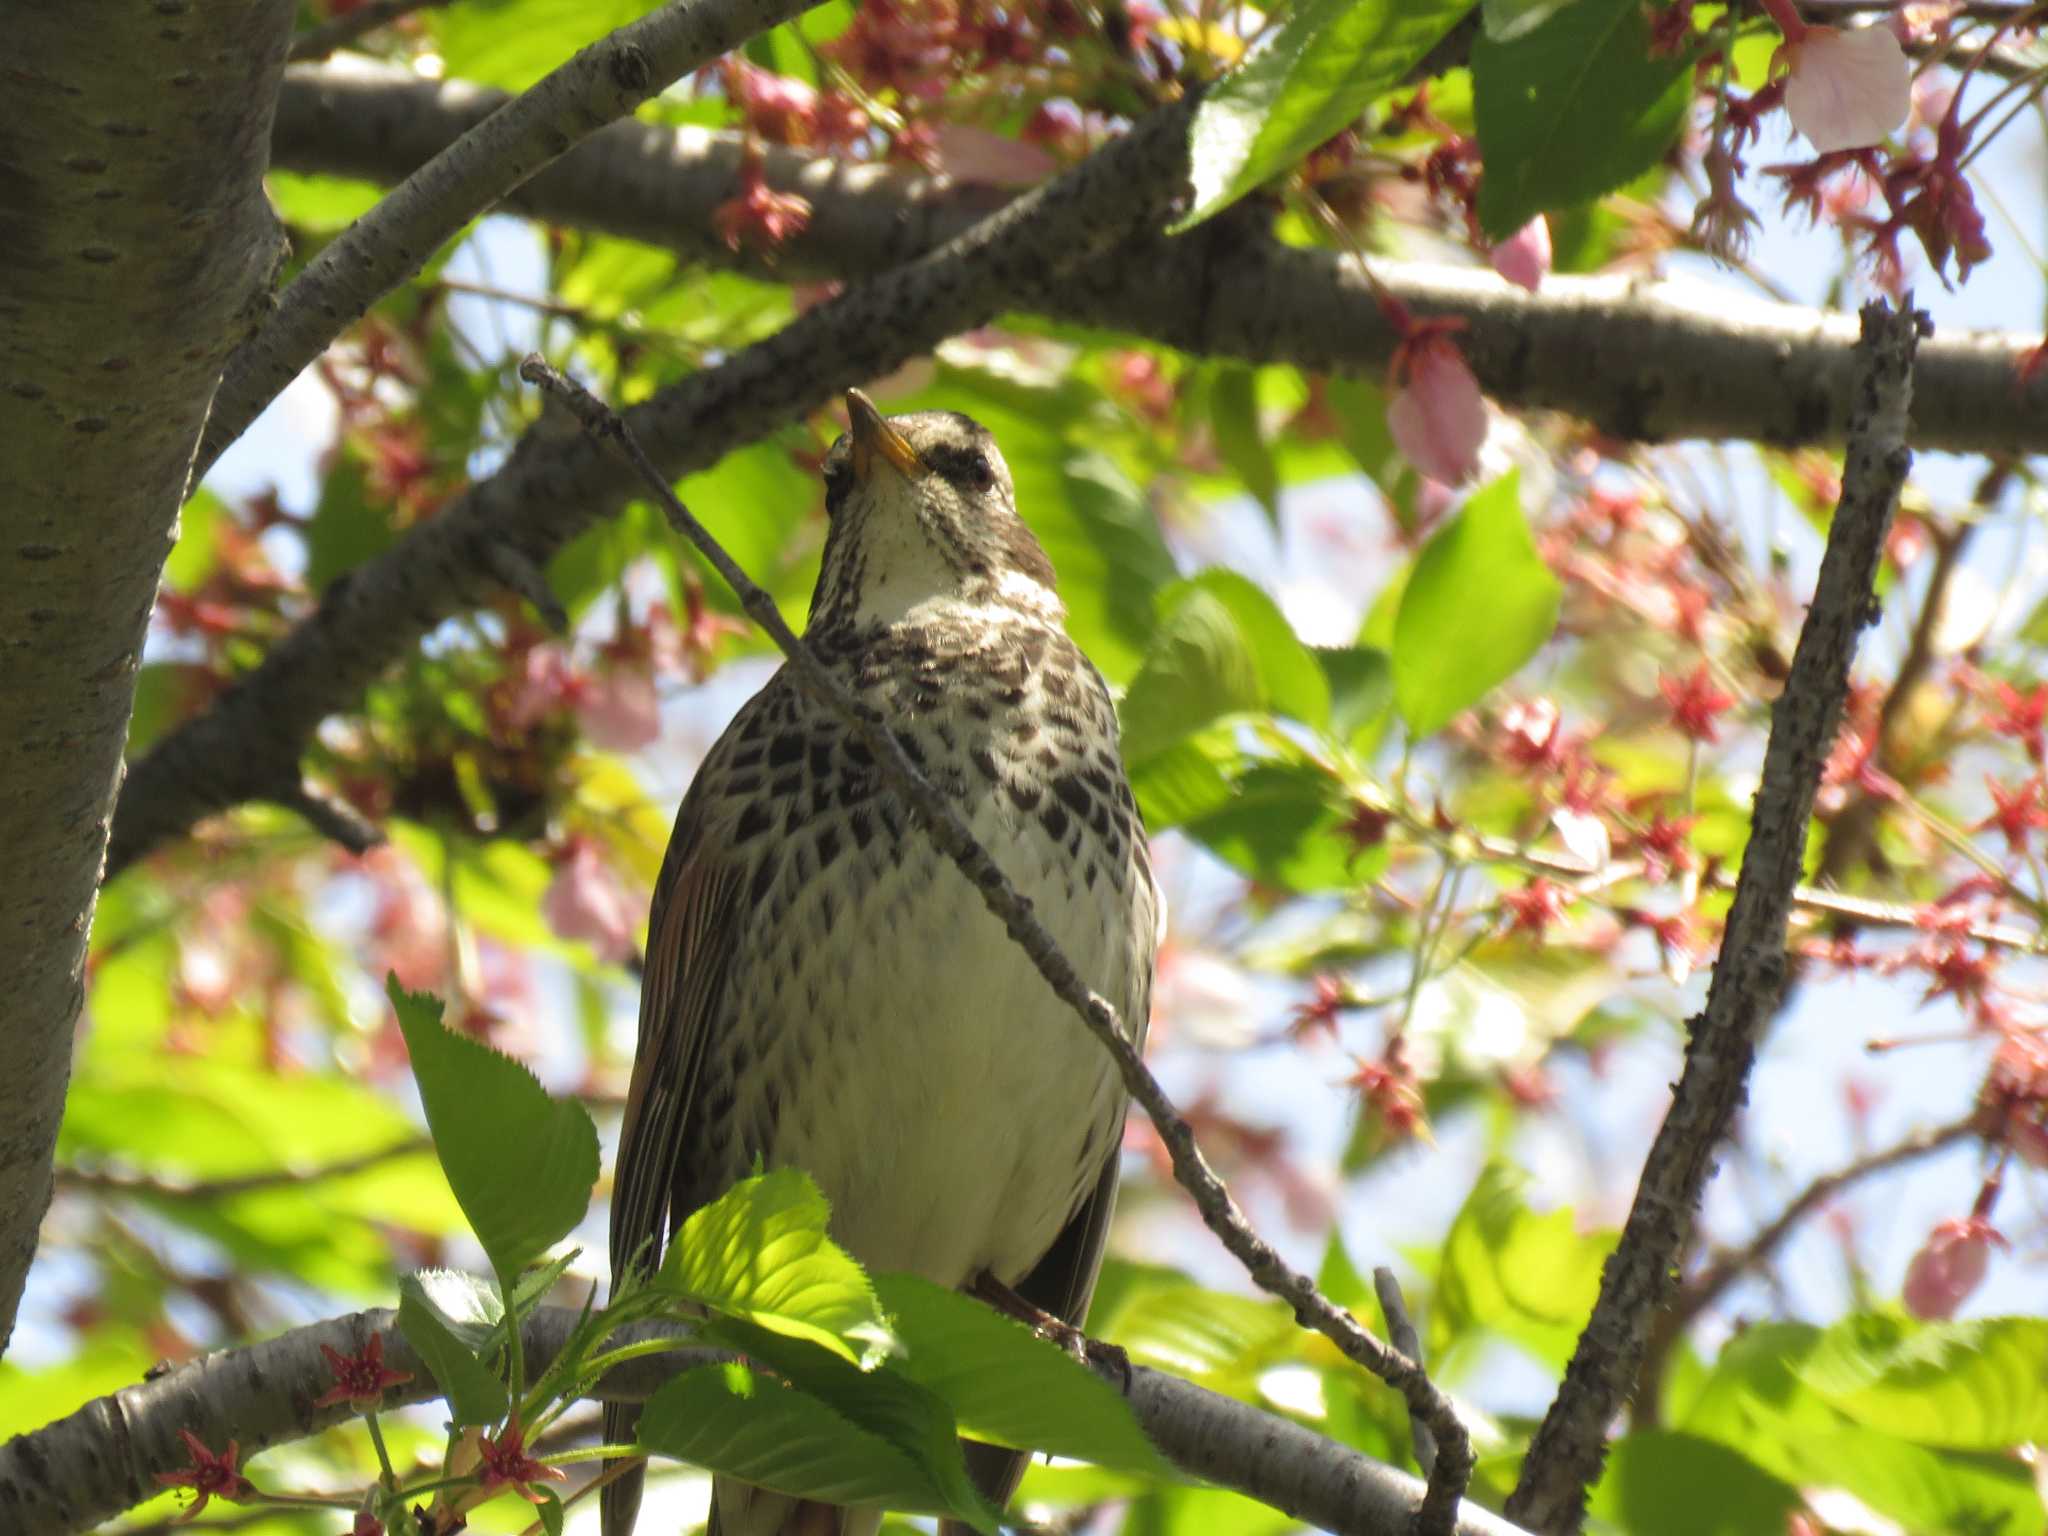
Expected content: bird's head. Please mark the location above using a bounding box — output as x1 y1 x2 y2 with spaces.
809 390 1060 629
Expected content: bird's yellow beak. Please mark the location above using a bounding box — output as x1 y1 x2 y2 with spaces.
846 389 925 483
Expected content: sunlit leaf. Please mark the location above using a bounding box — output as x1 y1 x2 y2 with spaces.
1392 472 1560 736
1175 0 1468 230
388 978 599 1280
658 1169 895 1367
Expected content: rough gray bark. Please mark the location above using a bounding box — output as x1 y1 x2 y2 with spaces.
0 0 296 1360
1505 301 1923 1536
0 1303 1532 1536
272 61 2048 456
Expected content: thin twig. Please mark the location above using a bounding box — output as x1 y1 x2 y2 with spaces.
288 0 452 61
1505 300 1925 1536
56 1139 429 1201
518 356 1478 1535
1675 1113 1978 1332
1374 1268 1437 1480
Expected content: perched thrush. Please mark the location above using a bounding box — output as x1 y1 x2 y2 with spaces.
604 391 1160 1536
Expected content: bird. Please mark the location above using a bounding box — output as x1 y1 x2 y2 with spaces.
603 389 1159 1536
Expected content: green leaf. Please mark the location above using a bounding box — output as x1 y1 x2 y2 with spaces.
1587 1431 1797 1536
1432 1163 1611 1371
1472 0 1694 238
709 1322 1000 1533
1120 571 1330 764
1183 761 1384 894
398 1271 511 1425
641 1363 958 1519
1681 1324 2043 1536
1481 0 1583 41
1797 1315 2048 1450
657 1169 895 1367
305 458 394 592
433 0 646 90
1089 1263 1299 1391
534 1489 565 1536
874 1275 1176 1479
1175 0 1468 230
387 978 599 1280
1392 472 1560 736
1129 734 1236 830
1315 645 1393 747
1208 367 1279 524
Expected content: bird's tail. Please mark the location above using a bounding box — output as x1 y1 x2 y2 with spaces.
600 1400 646 1536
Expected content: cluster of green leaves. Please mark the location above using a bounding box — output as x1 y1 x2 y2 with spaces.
369 981 1167 1534
1181 0 1694 238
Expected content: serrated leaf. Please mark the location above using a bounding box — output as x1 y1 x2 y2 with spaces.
641 1363 955 1517
388 978 599 1280
1175 0 1468 230
710 1322 1000 1532
1392 472 1560 736
1209 367 1279 524
1472 0 1693 238
1128 734 1236 830
658 1169 894 1367
398 1273 510 1425
1120 571 1329 764
874 1275 1175 1479
1481 0 1581 42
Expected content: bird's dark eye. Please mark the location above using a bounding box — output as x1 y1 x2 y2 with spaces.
947 450 995 493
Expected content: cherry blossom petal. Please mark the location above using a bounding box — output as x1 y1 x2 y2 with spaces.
1784 26 1911 154
1901 1216 2002 1318
577 667 661 752
1386 337 1486 485
1489 215 1552 291
543 840 638 964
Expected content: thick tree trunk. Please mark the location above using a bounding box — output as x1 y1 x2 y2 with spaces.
0 0 296 1356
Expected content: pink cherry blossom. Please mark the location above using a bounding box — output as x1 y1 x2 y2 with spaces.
1489 215 1551 291
1782 26 1911 154
542 838 638 964
576 666 661 752
1386 333 1486 485
1901 1216 2005 1318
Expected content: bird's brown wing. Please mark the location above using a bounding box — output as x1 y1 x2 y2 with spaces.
602 792 751 1536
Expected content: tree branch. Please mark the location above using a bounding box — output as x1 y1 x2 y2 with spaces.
523 354 1474 1529
1504 300 1924 1536
191 0 830 487
55 1138 427 1202
106 86 1197 876
270 61 2048 456
0 1303 1530 1536
0 0 297 1360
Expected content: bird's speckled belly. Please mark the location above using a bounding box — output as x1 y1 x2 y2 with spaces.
739 788 1128 1287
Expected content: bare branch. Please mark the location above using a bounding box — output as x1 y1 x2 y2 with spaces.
1374 1268 1437 1480
0 1303 1531 1536
193 0 831 487
522 355 1476 1532
271 62 2048 456
1506 300 1925 1536
55 1139 427 1202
